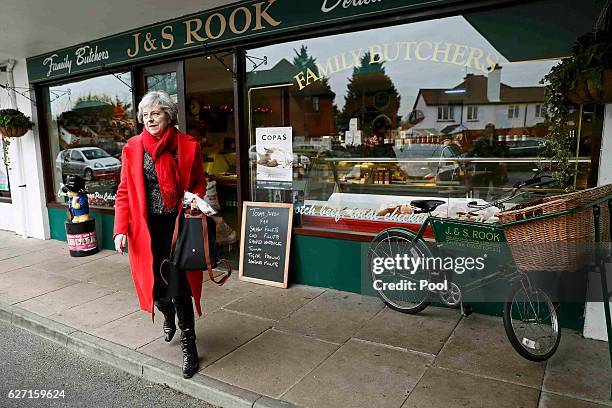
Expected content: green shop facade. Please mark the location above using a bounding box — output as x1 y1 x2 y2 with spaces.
28 0 609 330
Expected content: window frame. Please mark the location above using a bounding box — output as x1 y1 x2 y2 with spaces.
437 105 454 121
535 104 544 118
508 104 520 119
312 96 320 112
467 105 478 121
70 150 85 162
39 68 137 213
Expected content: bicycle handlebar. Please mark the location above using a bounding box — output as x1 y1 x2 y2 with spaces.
466 174 555 212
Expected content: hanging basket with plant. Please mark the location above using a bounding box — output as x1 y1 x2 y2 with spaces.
561 31 612 105
0 108 34 138
541 0 611 186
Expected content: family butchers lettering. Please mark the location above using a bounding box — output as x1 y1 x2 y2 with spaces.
43 46 109 77
127 0 281 58
294 41 500 90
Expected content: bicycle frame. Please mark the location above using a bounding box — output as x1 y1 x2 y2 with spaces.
405 214 532 299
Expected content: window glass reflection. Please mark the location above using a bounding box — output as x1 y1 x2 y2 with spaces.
45 72 134 208
246 15 596 230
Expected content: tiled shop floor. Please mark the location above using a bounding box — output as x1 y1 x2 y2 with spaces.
1 230 610 407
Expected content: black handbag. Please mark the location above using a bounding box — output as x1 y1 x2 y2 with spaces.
161 206 231 286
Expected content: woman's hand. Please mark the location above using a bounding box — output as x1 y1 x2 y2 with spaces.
114 234 127 255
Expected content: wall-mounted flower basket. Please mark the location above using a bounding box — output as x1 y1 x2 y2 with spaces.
586 68 612 103
0 125 29 138
566 69 612 104
0 109 35 169
565 76 592 105
0 109 34 139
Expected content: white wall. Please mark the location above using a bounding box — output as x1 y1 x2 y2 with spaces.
0 57 50 239
584 103 612 342
414 97 544 133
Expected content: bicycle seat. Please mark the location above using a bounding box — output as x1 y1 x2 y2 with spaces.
411 200 445 213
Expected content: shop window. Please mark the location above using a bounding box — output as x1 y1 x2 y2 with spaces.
246 15 596 235
508 105 520 119
467 106 478 121
437 106 454 121
44 72 134 209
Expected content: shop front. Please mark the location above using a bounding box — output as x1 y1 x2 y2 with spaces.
26 0 609 330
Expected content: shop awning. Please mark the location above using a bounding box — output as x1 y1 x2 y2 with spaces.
463 0 607 62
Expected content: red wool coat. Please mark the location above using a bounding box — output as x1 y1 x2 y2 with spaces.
114 131 206 318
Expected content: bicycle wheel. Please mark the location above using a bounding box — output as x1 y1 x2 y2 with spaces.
369 228 433 314
503 283 561 361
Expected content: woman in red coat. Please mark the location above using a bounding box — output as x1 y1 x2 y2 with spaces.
113 90 206 379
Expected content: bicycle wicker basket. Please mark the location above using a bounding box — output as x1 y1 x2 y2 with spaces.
498 184 612 272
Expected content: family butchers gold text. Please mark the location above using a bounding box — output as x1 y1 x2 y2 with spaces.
43 46 109 77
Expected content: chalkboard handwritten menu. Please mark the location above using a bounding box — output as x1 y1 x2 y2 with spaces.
239 202 293 288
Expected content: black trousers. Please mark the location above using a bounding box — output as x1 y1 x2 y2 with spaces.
148 212 191 301
155 296 194 330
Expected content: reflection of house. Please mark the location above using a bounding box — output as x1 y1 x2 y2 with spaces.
412 66 545 134
58 125 99 148
247 59 336 139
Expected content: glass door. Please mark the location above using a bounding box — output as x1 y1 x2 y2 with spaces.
137 61 186 132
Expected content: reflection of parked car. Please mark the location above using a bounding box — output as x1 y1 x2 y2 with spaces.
505 137 546 157
56 147 121 181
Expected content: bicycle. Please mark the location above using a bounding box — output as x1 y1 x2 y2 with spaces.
368 174 562 361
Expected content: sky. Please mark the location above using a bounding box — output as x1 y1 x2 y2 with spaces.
47 72 133 117
247 15 559 117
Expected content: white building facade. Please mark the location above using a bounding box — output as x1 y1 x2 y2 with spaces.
412 67 546 134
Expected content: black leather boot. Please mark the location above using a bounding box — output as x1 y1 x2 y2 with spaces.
180 328 199 379
174 296 199 379
155 298 176 342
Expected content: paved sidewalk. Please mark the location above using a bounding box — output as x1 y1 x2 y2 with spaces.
0 230 610 407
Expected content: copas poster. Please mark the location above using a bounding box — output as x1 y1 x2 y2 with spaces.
255 127 293 182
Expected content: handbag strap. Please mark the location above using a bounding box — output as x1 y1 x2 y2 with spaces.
169 208 182 260
159 209 183 286
202 216 231 285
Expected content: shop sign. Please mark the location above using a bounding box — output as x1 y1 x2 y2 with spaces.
255 127 293 182
27 0 468 82
239 201 293 288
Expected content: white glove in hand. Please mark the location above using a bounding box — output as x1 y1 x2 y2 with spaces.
114 234 127 255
